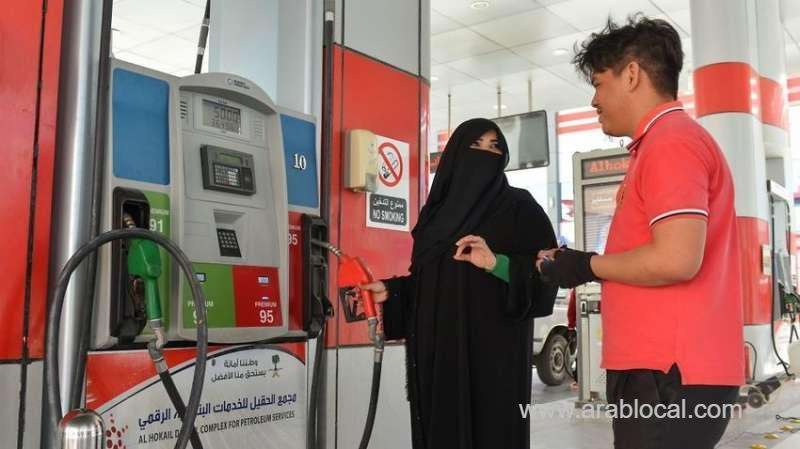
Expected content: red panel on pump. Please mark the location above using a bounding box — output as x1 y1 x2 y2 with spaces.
326 46 423 347
29 0 65 358
288 212 304 331
0 1 45 360
232 265 283 327
738 217 772 325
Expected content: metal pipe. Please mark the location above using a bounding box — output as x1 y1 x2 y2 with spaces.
311 238 342 257
528 79 533 112
70 0 113 411
322 6 335 223
43 0 105 443
194 0 211 74
447 92 452 135
496 86 502 118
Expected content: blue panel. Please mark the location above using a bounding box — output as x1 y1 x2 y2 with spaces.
112 68 170 185
280 115 319 209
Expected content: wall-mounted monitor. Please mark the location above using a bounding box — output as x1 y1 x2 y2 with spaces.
492 110 549 171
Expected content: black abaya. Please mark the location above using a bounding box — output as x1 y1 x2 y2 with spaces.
382 187 557 449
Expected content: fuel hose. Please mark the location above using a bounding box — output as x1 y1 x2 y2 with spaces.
45 228 208 449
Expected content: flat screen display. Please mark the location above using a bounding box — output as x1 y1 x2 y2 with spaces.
203 100 241 133
217 153 243 166
493 110 549 171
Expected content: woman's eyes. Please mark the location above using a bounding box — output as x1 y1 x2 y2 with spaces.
470 140 499 150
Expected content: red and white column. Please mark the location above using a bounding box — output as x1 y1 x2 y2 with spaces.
691 0 777 381
756 0 792 190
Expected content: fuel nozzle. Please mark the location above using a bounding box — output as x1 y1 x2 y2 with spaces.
125 213 166 351
311 239 383 352
338 254 382 353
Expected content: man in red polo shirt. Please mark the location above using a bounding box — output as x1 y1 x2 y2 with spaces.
539 16 745 449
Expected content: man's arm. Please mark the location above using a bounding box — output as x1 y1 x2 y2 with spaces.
590 216 707 286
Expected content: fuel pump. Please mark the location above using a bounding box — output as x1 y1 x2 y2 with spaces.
54 60 302 449
92 61 291 350
743 181 800 408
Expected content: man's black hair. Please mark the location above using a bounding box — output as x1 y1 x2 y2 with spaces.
573 14 684 99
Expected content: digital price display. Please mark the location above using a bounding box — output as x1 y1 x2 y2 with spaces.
203 100 241 133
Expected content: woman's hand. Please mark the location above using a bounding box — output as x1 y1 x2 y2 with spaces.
358 281 389 303
454 235 497 271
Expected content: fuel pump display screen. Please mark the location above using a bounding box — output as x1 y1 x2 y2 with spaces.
202 100 241 133
201 145 256 195
217 153 242 166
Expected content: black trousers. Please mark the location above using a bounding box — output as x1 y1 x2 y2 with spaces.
606 364 739 449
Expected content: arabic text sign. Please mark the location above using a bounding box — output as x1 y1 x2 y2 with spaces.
91 347 305 449
368 193 407 226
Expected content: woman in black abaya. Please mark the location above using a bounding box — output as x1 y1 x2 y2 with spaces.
360 118 558 449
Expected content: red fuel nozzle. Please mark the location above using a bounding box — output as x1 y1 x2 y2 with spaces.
337 255 377 319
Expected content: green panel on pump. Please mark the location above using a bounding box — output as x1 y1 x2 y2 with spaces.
181 263 236 329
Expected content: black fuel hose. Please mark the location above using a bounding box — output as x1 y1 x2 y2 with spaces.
44 228 208 449
307 322 326 449
358 351 383 449
307 6 336 449
158 370 204 449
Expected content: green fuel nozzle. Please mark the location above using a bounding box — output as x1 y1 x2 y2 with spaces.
127 236 169 357
127 238 163 321
122 212 168 355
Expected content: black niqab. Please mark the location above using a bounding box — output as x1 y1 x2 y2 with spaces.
410 118 510 271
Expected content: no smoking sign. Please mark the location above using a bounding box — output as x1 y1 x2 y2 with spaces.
367 136 410 231
378 142 403 188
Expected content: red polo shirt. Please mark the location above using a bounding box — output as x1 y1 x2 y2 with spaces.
601 101 745 386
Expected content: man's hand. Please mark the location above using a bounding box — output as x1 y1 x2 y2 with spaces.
358 281 389 303
536 248 560 271
538 247 598 288
454 235 497 271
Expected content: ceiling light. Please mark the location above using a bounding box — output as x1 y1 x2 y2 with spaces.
431 75 439 81
552 48 569 56
493 104 508 109
470 1 491 10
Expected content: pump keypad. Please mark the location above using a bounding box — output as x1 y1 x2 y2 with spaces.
214 164 242 188
217 228 242 257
